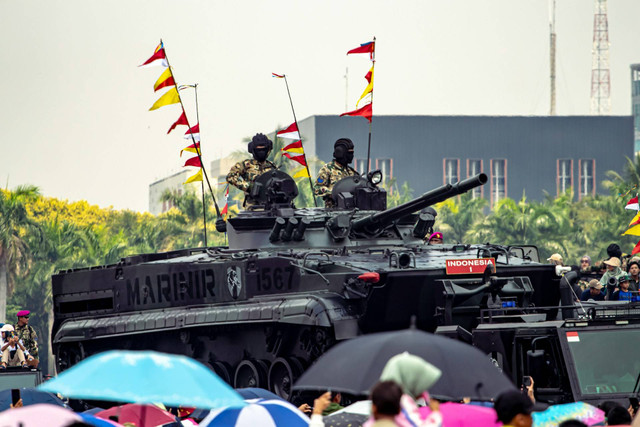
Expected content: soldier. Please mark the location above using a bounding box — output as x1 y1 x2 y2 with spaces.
226 133 277 207
314 138 359 208
14 310 38 368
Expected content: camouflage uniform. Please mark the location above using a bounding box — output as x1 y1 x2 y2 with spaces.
14 323 38 360
314 160 359 208
226 158 277 207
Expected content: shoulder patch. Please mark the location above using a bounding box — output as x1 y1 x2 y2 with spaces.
317 178 324 184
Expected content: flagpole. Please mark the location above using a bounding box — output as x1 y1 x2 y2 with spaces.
282 75 318 207
365 37 376 176
160 39 224 231
193 84 208 246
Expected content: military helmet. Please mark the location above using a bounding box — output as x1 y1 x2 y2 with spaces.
247 133 273 154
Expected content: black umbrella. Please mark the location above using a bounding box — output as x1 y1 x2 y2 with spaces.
0 388 67 410
293 329 515 400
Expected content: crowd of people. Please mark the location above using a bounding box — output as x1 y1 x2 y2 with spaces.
546 243 640 302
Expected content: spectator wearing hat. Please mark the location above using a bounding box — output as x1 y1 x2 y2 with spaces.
427 232 443 245
0 325 31 368
547 253 564 266
580 279 605 301
627 260 640 292
599 257 624 292
609 274 635 301
14 310 38 368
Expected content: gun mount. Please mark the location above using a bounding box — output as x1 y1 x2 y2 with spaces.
352 173 487 236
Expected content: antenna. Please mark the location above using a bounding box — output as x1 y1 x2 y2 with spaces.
549 0 556 115
590 0 611 115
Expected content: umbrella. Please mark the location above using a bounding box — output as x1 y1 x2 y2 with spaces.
0 403 121 427
533 402 605 427
200 398 310 427
331 400 501 427
0 388 67 410
236 387 284 401
293 328 515 400
96 403 178 427
420 402 501 427
38 350 246 410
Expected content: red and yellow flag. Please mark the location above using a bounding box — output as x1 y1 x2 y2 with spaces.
154 68 175 92
184 169 203 184
341 103 372 122
183 156 202 168
181 142 200 157
167 111 189 134
149 87 180 111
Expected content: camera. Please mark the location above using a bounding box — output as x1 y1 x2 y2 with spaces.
608 276 618 286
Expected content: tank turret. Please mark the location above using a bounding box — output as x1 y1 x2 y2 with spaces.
226 171 487 250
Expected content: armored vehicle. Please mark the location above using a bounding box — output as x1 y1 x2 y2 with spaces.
52 170 564 400
465 283 640 407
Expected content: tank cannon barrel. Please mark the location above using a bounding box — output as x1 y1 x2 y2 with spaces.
351 173 488 233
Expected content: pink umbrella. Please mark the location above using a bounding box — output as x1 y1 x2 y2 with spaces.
420 402 501 427
0 403 82 427
96 403 177 427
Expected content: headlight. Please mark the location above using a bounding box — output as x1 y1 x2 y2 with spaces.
368 170 383 185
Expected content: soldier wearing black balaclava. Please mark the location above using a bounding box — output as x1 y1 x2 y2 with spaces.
314 138 359 208
226 133 277 207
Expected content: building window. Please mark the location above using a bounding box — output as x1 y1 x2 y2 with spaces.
376 158 393 185
467 159 483 198
578 159 596 199
490 159 507 206
557 159 573 195
443 158 460 185
354 158 369 174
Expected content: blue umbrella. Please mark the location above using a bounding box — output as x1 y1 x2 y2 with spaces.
236 388 283 401
0 388 67 410
38 350 246 410
200 398 309 427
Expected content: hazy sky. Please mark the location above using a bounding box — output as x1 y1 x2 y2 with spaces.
1 0 639 212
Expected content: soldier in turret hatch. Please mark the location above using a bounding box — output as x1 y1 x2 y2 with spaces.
314 138 359 208
226 133 277 207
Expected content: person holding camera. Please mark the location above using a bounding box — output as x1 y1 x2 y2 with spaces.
599 257 624 299
0 324 32 368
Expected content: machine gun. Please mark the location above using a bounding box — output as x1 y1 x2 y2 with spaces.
350 173 488 237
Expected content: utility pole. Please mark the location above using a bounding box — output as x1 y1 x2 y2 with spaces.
549 0 557 115
590 0 611 115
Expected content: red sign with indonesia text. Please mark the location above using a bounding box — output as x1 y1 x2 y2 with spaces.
445 258 495 275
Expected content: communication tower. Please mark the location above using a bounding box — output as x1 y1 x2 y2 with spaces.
590 0 611 114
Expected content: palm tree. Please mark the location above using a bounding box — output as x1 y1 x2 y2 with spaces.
0 185 41 319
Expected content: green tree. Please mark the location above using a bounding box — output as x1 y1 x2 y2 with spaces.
0 185 41 320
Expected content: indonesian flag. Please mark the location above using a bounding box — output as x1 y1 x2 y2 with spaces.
184 169 203 184
341 102 372 122
154 68 175 92
167 111 189 134
149 87 180 111
633 240 640 256
347 41 375 60
184 124 200 142
283 152 307 167
181 142 200 157
277 122 300 140
139 42 168 68
183 156 202 168
626 196 639 211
